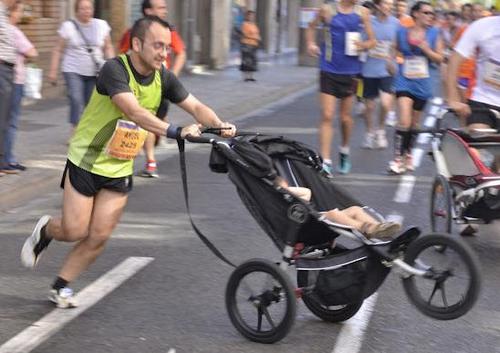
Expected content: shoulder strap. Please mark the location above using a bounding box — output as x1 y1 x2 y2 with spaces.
71 19 100 69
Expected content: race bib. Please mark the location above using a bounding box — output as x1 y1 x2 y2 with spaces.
369 41 391 59
105 120 148 160
484 58 500 89
403 56 429 79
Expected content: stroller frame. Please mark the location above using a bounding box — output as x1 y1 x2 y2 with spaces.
178 131 481 344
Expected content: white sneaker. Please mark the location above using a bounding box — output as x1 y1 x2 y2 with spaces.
388 157 406 174
21 215 51 268
375 130 388 149
386 111 397 127
404 153 415 171
49 287 78 309
362 132 375 149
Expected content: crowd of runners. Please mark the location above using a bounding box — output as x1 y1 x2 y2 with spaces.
306 0 500 175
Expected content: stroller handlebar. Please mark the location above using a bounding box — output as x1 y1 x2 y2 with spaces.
184 134 215 144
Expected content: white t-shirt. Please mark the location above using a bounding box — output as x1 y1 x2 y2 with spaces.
59 18 111 76
454 16 500 107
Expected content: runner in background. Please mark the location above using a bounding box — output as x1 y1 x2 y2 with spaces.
360 0 399 149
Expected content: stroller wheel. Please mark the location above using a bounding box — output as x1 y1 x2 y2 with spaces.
430 175 454 252
225 259 296 344
402 233 481 320
297 270 363 323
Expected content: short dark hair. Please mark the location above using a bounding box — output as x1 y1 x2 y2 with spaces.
130 15 171 47
410 1 431 18
141 0 152 16
461 3 472 11
447 11 459 18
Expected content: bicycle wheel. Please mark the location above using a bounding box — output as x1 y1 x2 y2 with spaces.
430 175 454 234
430 175 454 252
297 270 363 323
402 233 481 320
225 259 297 344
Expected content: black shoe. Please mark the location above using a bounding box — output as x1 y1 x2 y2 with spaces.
9 163 27 171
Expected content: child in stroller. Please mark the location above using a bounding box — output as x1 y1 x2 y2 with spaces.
274 176 401 239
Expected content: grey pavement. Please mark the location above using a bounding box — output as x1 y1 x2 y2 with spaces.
0 56 317 212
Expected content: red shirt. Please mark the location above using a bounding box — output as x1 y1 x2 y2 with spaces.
119 28 185 69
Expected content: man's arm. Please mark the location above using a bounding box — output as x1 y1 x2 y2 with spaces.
111 92 200 138
305 4 330 57
447 51 470 118
177 94 236 137
356 7 376 50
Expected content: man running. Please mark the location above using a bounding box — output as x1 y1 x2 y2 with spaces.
20 16 236 308
306 0 375 174
361 0 399 149
448 15 500 131
119 0 186 178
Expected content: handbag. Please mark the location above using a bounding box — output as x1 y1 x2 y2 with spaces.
24 65 43 99
70 19 103 75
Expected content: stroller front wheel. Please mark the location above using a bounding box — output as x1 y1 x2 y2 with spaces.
225 258 297 344
430 175 454 252
402 233 481 320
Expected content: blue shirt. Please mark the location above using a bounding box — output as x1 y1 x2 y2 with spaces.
362 15 399 78
320 10 363 75
393 26 439 99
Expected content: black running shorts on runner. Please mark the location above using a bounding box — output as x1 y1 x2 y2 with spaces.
362 77 394 99
320 71 357 99
466 100 500 130
60 160 133 197
396 91 427 112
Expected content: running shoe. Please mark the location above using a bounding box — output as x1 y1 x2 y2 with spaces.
404 153 415 171
362 132 375 149
375 130 388 149
388 157 406 174
322 162 334 175
385 111 397 127
21 215 52 268
139 161 159 178
49 287 78 309
338 152 352 174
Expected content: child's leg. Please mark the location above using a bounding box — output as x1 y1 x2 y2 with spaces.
323 209 364 230
341 206 378 225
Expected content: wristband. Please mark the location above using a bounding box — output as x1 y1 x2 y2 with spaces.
166 125 183 139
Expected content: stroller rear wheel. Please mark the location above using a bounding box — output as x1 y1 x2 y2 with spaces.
225 259 297 343
297 271 363 322
430 175 454 251
402 233 481 320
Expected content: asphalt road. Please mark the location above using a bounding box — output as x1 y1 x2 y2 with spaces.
1 91 500 353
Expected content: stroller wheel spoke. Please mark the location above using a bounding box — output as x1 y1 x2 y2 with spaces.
262 307 276 329
440 283 449 308
427 281 439 305
257 307 263 332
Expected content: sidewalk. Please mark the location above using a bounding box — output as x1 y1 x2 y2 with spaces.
0 56 317 211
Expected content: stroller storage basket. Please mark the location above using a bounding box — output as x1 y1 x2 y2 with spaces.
298 248 390 306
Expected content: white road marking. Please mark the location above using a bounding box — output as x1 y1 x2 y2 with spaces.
393 175 416 203
0 257 154 353
417 133 431 144
432 97 443 106
424 116 436 127
412 148 425 168
429 105 440 115
331 294 379 353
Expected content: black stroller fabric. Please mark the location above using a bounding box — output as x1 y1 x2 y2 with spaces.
209 134 390 304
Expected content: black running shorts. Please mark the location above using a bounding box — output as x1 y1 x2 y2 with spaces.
466 100 500 129
320 71 357 99
396 91 427 112
362 76 394 99
60 160 133 197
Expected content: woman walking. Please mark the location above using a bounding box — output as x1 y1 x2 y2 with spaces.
48 0 114 137
239 10 260 82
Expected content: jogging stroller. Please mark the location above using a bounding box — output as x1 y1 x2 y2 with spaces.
177 130 481 344
430 108 500 237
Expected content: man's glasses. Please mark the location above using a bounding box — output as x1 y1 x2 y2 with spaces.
143 40 171 53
